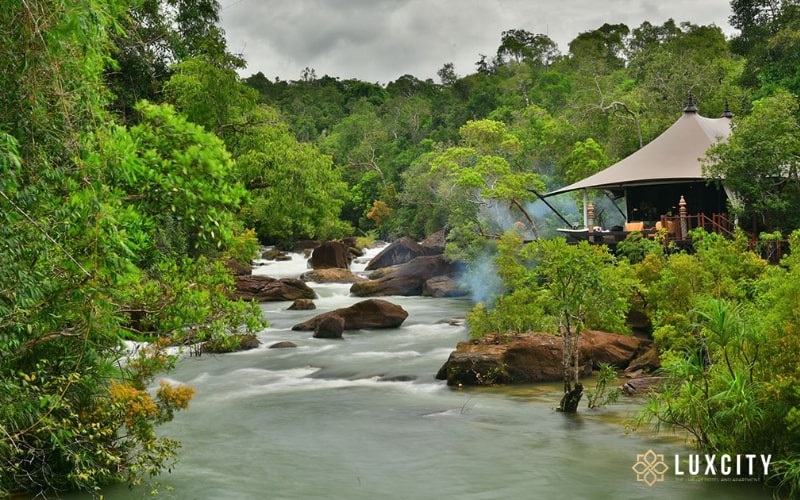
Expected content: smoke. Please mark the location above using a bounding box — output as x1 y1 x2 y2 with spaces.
456 190 628 306
460 252 504 305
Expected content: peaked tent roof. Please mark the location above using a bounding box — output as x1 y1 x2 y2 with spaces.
545 107 732 197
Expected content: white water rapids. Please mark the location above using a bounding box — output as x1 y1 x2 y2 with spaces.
89 246 770 499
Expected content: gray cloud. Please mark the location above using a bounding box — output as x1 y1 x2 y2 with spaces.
219 0 733 83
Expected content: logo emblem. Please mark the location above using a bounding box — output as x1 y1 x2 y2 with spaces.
632 449 669 486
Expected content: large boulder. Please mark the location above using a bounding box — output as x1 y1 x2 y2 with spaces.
231 275 317 302
420 229 446 255
436 330 652 386
309 241 351 269
292 299 408 331
365 236 426 271
422 274 469 298
351 255 462 297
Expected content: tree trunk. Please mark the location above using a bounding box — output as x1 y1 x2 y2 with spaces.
559 383 583 413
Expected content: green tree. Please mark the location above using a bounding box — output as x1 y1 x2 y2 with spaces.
233 107 351 245
703 89 800 233
406 119 545 259
523 238 632 411
0 1 263 496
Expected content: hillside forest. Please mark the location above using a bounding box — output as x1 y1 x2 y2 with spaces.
2 0 800 497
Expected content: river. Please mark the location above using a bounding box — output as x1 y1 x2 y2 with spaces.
95 246 772 500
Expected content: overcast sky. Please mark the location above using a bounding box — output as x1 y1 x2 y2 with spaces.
218 0 734 84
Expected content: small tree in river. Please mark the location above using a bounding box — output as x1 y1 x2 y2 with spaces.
468 232 634 412
523 238 632 411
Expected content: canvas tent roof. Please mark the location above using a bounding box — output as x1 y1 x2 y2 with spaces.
545 107 732 197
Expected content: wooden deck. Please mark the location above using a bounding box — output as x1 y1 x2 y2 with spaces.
559 212 790 264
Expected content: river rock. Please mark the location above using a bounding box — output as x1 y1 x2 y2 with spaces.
436 330 651 386
292 299 408 331
231 275 317 302
299 268 364 284
351 255 462 297
288 299 316 310
624 344 661 374
262 249 292 261
314 315 345 339
420 229 446 255
422 274 468 298
365 236 426 270
621 376 669 395
269 341 298 349
309 241 351 269
293 240 321 253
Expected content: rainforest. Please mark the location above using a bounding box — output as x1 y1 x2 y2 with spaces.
2 0 800 498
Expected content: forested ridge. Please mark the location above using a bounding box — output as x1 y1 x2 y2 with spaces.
2 0 800 497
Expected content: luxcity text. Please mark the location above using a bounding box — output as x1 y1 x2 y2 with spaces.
674 453 771 478
632 449 772 486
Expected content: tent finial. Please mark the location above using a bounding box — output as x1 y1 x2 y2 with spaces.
683 92 698 113
721 100 734 118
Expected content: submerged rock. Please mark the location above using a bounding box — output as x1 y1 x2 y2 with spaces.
269 341 297 349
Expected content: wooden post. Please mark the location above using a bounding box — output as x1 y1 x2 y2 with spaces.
679 195 688 239
587 201 595 231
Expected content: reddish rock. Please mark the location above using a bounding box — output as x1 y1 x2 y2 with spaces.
436 330 650 386
231 275 317 302
225 259 252 276
292 299 408 331
624 344 661 374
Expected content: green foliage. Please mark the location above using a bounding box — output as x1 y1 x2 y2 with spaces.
0 1 265 496
704 89 800 233
586 363 622 409
635 232 800 494
234 107 352 244
110 100 248 258
615 230 663 264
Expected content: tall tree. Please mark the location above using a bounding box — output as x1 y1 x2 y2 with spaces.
703 89 800 233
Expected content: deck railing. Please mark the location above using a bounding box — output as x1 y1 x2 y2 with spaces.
656 213 789 264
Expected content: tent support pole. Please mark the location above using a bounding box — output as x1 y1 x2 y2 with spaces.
528 189 574 228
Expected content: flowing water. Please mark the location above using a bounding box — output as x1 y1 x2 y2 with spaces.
95 248 772 500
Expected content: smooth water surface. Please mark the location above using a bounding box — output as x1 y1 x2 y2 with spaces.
94 249 771 500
